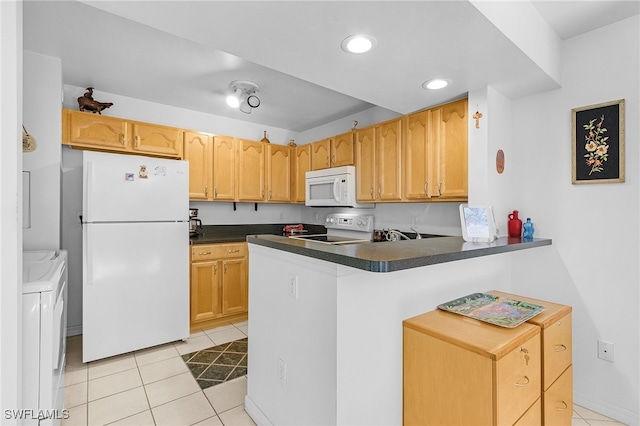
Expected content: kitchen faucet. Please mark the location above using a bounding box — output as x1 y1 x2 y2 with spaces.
410 227 422 239
385 229 411 241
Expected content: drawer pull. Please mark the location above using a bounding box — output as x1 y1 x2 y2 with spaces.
555 344 567 352
227 249 240 253
198 251 212 255
555 401 568 410
514 376 530 387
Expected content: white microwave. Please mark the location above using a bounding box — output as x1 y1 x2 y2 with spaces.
305 166 372 208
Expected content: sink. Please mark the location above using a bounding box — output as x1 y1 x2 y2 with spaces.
373 231 447 242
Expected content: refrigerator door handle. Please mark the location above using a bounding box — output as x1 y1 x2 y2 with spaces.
84 225 93 285
85 161 94 222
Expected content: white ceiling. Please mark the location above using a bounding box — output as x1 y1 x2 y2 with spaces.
22 1 639 133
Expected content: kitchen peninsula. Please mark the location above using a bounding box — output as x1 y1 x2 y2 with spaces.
244 235 551 425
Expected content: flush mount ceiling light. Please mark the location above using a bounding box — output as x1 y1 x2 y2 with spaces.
225 80 260 114
341 34 376 54
422 78 451 90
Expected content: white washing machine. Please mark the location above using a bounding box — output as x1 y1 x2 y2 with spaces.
22 250 68 426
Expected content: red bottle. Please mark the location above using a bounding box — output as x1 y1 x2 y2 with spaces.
508 210 523 237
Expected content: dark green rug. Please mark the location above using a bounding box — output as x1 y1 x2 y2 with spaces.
181 338 248 389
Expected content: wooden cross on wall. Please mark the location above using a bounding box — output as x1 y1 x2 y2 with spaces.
472 110 483 128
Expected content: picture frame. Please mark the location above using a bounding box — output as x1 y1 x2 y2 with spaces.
459 204 498 243
572 99 625 184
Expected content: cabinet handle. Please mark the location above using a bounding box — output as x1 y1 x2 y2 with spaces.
224 263 227 273
227 249 240 253
121 134 125 145
205 186 208 197
261 189 264 198
198 251 212 255
424 181 428 197
269 190 272 200
370 188 374 199
554 344 567 352
214 264 217 273
514 376 530 387
135 135 140 147
377 186 381 198
555 401 568 410
438 181 443 196
214 187 218 198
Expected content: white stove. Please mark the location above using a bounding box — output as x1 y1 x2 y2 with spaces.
289 213 374 245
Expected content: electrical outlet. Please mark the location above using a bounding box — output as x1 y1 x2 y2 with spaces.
278 358 287 386
279 211 285 221
598 340 614 362
288 273 298 299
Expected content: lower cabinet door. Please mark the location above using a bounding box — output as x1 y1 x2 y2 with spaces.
543 365 573 425
190 261 221 323
221 258 248 315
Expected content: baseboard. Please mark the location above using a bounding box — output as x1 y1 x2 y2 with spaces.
66 325 82 337
244 395 272 426
574 390 638 425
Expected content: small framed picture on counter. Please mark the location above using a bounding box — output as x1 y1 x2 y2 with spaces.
572 99 625 184
459 205 498 243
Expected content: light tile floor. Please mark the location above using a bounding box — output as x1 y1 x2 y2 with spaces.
62 321 255 426
62 320 627 426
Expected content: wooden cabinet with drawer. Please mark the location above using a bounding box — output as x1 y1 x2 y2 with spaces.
403 309 541 425
190 242 248 331
489 291 573 425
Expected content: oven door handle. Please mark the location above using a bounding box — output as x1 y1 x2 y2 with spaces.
333 178 340 202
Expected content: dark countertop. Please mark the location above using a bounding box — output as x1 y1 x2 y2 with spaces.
190 223 326 245
246 235 552 273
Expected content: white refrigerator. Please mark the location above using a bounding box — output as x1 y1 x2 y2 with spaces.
82 151 189 362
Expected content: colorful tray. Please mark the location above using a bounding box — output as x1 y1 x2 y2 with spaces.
437 293 545 328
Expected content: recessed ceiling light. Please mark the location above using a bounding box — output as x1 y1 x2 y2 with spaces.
341 35 376 54
422 79 451 90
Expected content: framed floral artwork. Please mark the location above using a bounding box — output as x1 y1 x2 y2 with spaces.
572 99 625 184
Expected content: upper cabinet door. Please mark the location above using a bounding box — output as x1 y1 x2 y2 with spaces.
376 119 402 201
64 110 129 151
131 122 183 158
436 98 468 199
184 131 213 200
267 144 291 202
330 132 355 167
354 126 376 202
403 111 430 200
293 145 311 203
310 139 331 170
237 139 265 201
212 136 237 201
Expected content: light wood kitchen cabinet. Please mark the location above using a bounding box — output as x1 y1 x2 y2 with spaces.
63 109 129 152
190 243 248 331
237 139 266 201
130 121 183 158
212 135 237 201
266 144 291 202
403 309 542 425
292 144 311 203
403 98 468 201
310 131 355 170
311 138 331 170
354 119 402 202
63 109 183 159
183 131 213 200
433 97 468 198
330 131 355 167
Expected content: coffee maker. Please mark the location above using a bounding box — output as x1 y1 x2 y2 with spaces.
189 208 202 237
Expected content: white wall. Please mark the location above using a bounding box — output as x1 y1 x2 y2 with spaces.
23 51 62 249
511 16 639 424
0 0 23 420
